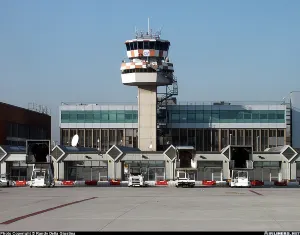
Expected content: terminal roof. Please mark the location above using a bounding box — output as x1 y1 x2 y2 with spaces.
0 145 26 153
58 145 102 154
115 145 141 153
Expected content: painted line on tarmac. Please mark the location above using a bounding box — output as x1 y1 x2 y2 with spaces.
0 196 98 225
249 190 263 196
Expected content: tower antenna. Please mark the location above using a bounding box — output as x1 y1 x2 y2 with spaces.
148 17 150 35
158 25 164 37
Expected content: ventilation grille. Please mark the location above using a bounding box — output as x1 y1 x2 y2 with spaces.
107 146 122 160
164 146 176 160
51 148 63 160
282 147 296 160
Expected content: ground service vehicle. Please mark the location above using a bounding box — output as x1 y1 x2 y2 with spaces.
175 146 197 188
0 174 13 187
230 170 251 188
175 169 196 188
227 145 253 188
30 162 55 188
128 172 145 187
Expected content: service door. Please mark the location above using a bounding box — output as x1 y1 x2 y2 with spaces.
211 168 222 181
198 168 222 181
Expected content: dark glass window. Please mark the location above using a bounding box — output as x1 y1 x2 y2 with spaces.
129 43 134 50
126 43 130 51
149 41 155 49
161 42 168 51
144 41 150 49
131 42 137 50
155 41 161 50
138 41 143 49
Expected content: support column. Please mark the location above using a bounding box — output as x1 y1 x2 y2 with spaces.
138 86 157 151
218 129 222 151
0 162 6 175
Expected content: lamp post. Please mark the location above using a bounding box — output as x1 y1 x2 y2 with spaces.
97 138 100 151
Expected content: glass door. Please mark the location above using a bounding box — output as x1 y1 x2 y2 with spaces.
155 168 165 181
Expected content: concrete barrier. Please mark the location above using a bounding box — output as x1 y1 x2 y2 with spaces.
10 180 300 188
14 181 27 187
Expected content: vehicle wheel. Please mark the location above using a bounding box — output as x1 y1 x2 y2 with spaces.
191 185 195 188
7 182 9 187
30 186 32 188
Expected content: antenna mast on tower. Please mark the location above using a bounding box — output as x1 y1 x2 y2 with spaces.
148 17 150 35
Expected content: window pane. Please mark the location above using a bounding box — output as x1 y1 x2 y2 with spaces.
109 111 117 122
117 111 125 122
101 111 109 121
144 41 150 49
138 41 143 49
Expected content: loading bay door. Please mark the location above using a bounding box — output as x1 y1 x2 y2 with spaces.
197 161 223 181
251 161 281 181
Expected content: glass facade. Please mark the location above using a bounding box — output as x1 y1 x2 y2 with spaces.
61 127 285 152
64 161 108 181
5 122 49 146
61 110 138 123
60 104 287 152
61 108 285 124
122 160 165 181
61 128 138 151
167 109 285 123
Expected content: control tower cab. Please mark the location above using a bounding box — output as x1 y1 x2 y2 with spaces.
121 38 174 86
120 20 178 152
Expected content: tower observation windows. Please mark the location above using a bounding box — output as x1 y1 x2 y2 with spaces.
126 41 170 51
149 41 155 49
122 67 157 74
143 41 150 49
138 41 143 50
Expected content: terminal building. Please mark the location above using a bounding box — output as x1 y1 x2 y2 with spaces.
0 102 51 180
1 26 300 183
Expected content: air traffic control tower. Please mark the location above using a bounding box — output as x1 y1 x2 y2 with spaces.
120 21 178 151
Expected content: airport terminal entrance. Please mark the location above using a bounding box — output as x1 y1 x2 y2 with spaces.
251 161 281 181
6 161 31 181
122 160 165 181
65 161 108 181
197 161 223 181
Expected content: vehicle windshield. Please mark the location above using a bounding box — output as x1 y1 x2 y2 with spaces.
32 171 45 179
238 171 248 179
233 171 239 179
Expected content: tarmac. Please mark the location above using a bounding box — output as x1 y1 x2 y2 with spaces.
0 186 300 231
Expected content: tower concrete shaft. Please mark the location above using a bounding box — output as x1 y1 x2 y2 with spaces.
138 86 157 151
